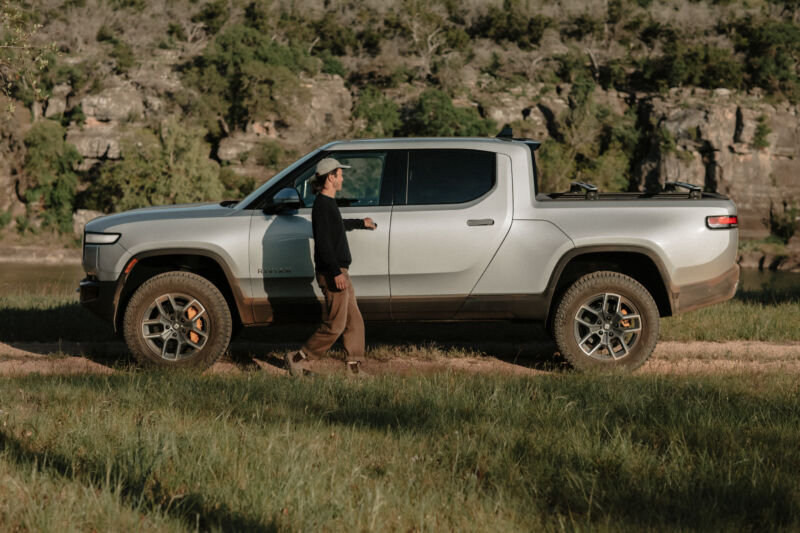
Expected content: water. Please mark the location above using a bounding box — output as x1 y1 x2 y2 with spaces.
738 268 800 293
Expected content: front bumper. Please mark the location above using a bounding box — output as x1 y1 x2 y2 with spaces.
78 277 117 323
671 264 740 315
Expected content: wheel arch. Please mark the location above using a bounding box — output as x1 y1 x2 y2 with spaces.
113 249 252 333
545 247 674 327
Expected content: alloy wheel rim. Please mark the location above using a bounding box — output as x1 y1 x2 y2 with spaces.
572 292 642 360
141 293 210 361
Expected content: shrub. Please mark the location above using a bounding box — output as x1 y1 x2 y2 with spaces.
167 23 187 42
470 0 552 50
766 201 799 244
565 14 604 40
733 19 800 100
110 41 135 74
641 42 742 90
0 210 11 229
219 167 255 198
353 87 401 138
96 25 115 43
191 0 229 35
91 119 223 212
255 139 287 169
23 120 82 233
753 114 771 149
402 89 495 137
318 51 347 77
311 17 356 56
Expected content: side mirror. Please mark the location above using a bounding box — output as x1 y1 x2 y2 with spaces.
264 188 302 214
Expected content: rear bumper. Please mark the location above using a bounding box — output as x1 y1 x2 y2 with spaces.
78 277 117 323
671 264 739 315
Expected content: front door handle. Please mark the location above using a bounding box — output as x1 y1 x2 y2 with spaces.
467 219 495 226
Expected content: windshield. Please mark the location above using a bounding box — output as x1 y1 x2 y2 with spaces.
237 148 321 209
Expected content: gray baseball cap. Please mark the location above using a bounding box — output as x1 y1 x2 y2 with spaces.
315 158 350 176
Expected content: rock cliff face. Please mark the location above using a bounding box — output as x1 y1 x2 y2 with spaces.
1 61 798 246
637 89 800 239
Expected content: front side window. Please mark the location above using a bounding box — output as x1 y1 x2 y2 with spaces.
406 150 496 205
293 152 387 207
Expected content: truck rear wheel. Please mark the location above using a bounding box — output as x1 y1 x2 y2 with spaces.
123 271 232 370
553 271 659 372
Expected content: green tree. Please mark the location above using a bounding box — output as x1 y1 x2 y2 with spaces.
403 89 494 137
354 87 401 138
1 2 57 113
92 119 223 212
181 23 315 137
22 120 81 233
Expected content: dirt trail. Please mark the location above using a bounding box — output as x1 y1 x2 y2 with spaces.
0 340 798 377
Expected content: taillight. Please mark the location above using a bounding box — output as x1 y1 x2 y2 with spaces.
706 215 738 229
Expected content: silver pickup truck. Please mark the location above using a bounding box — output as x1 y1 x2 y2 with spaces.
79 136 739 371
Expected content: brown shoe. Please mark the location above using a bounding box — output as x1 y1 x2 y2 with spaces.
284 351 311 377
346 361 370 379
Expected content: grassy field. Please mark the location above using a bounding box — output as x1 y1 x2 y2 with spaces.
0 372 798 531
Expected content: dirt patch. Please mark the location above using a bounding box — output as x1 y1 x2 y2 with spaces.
1 339 798 377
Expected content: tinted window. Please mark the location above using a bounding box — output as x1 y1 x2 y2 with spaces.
406 150 495 205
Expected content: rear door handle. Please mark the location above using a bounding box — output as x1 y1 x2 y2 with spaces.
467 219 495 226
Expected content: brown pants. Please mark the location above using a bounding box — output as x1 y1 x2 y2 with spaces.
301 270 364 362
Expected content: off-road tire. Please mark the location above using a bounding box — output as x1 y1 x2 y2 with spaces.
123 271 232 370
553 271 659 372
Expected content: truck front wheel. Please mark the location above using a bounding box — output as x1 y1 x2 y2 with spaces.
553 271 659 372
123 271 232 369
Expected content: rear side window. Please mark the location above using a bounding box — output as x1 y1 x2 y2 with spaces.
406 150 496 205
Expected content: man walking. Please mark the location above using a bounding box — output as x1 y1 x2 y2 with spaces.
285 157 376 377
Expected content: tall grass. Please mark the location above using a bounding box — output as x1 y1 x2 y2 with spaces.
0 372 798 530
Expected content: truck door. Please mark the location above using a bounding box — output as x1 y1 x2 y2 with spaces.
389 150 513 319
248 151 395 323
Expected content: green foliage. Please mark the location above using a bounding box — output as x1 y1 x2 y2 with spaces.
565 14 604 40
0 209 11 229
91 118 223 212
318 50 346 77
402 89 495 137
191 0 229 35
108 0 146 11
181 23 316 137
732 19 800 101
753 114 771 148
23 120 82 233
766 201 799 244
354 87 401 138
471 0 552 50
219 167 255 199
254 139 289 169
96 24 114 42
310 17 356 56
110 40 135 74
658 127 677 154
167 22 187 42
641 43 742 90
58 104 86 127
537 79 640 193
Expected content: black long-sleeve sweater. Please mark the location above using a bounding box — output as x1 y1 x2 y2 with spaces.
311 194 365 279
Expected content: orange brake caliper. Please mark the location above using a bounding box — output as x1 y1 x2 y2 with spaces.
186 306 204 344
620 308 630 328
